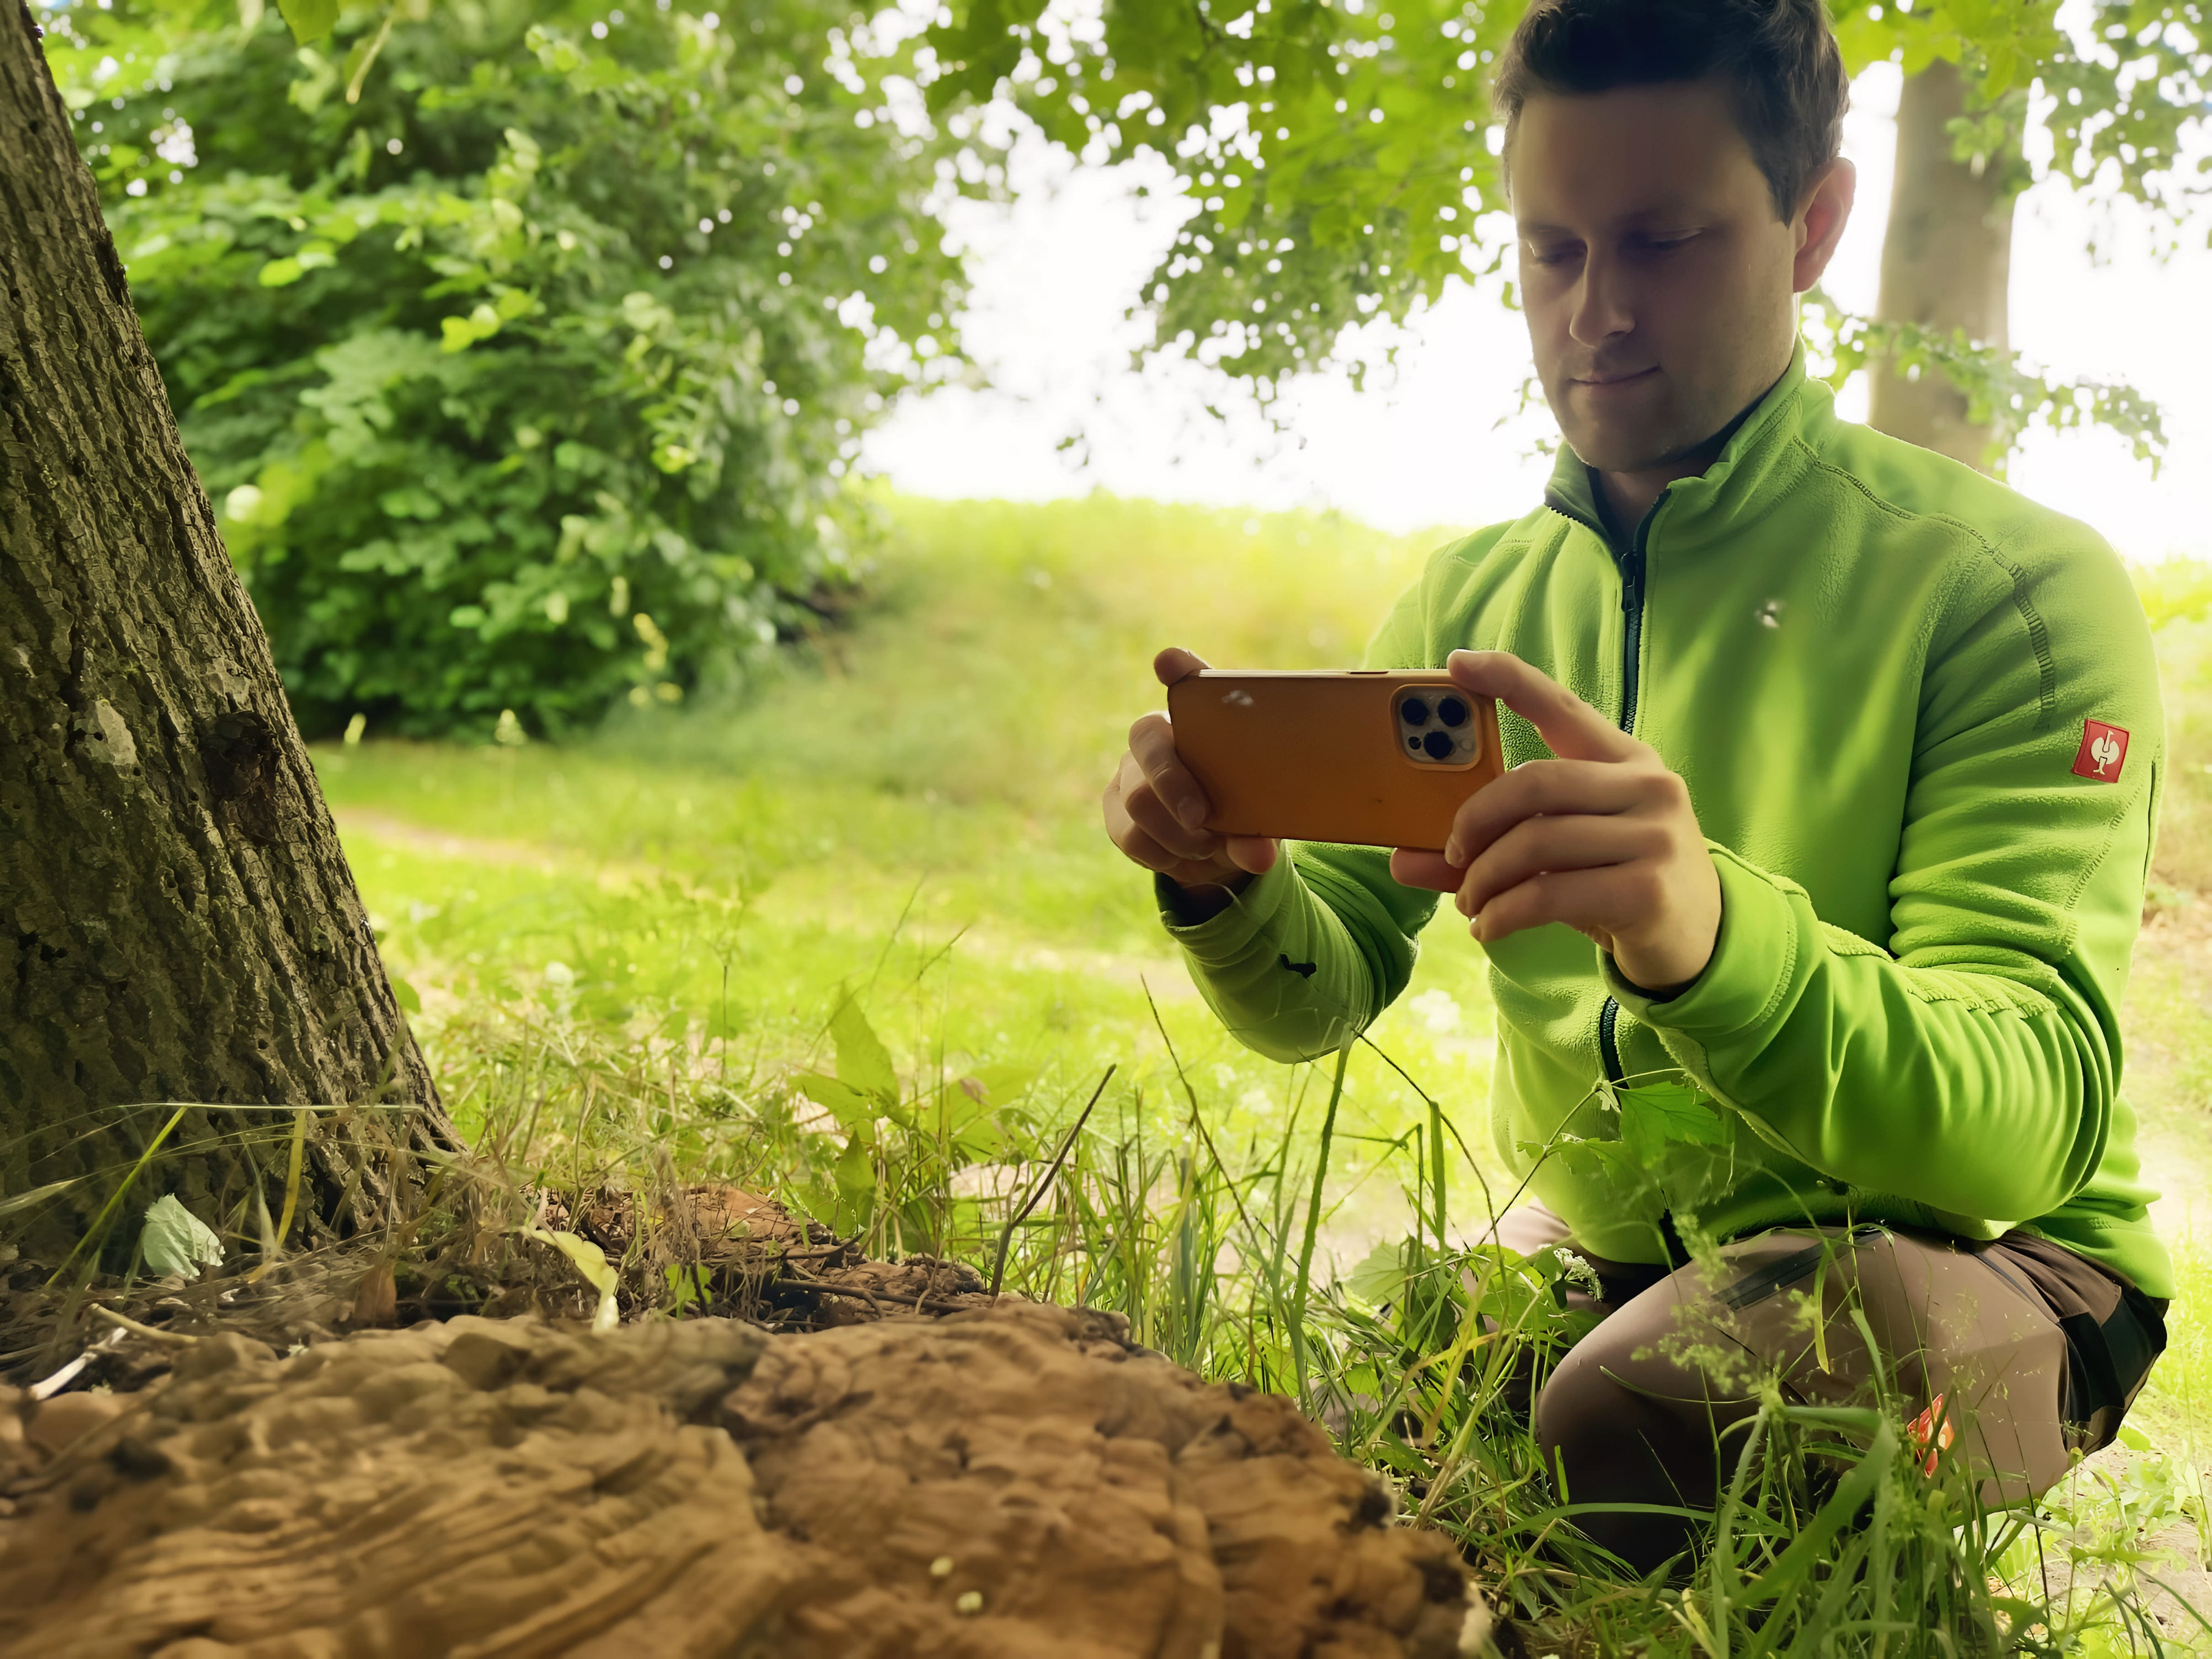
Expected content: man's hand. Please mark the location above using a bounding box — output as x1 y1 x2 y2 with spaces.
1390 650 1720 995
1103 648 1279 920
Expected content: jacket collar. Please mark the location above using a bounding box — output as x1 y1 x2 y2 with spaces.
1541 342 1823 556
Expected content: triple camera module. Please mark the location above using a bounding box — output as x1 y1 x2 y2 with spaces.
1397 689 1480 766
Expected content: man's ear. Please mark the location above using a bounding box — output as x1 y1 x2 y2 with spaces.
1791 158 1856 294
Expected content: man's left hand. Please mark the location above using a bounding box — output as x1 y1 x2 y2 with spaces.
1389 650 1721 997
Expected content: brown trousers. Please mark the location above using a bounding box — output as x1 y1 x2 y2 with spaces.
1496 1205 2168 1572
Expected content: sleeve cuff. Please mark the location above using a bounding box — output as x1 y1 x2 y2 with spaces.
1155 854 1299 964
1603 844 1800 1038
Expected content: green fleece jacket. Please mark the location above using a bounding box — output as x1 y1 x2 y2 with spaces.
1162 349 2170 1298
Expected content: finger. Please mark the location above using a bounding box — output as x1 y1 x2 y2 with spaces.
1154 646 1211 687
1452 813 1660 919
1223 835 1279 876
1106 759 1244 887
1442 759 1649 867
1129 712 1210 831
1445 650 1639 765
1125 782 1224 862
1107 807 1199 878
1391 848 1464 893
1468 864 1649 947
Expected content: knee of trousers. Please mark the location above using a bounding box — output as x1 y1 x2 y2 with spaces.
1539 1228 2076 1507
1533 1307 1756 1513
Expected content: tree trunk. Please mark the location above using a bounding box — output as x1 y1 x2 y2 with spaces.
0 3 450 1264
1868 59 2015 468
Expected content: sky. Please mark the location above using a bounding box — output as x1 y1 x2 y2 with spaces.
862 63 2212 563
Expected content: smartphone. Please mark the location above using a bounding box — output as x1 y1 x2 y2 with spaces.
1165 670 1505 851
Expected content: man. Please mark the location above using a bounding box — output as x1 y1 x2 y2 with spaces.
1101 0 2169 1571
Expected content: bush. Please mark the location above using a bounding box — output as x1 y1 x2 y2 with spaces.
46 0 970 737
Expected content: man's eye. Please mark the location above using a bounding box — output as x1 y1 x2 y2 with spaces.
1631 233 1698 256
1525 243 1581 268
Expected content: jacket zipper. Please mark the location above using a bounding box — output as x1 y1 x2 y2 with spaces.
1542 483 1664 1082
1592 498 1662 1081
1598 997 1624 1084
1549 478 1688 1263
1617 518 1651 735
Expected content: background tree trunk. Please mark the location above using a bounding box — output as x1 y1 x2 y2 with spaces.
1869 59 2016 468
0 2 450 1264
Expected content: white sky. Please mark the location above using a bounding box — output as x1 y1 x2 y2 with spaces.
864 63 2212 562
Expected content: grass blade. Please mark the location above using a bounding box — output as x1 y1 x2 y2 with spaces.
1289 1044 1349 1405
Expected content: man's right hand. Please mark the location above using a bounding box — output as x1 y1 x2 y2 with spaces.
1102 647 1280 921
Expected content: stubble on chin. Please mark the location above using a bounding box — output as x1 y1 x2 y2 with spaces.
1553 394 1689 476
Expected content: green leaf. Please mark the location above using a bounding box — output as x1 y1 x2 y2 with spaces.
954 1063 1036 1106
1617 1082 1727 1167
521 1225 619 1332
257 257 306 288
832 1133 876 1231
141 1193 224 1278
388 976 421 1013
1345 1236 1412 1309
830 996 899 1104
793 1071 876 1134
276 0 340 44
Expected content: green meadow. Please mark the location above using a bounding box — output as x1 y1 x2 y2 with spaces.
321 494 2212 1645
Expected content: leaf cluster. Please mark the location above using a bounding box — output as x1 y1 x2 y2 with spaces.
42 0 979 737
923 0 2208 408
791 993 1043 1246
928 0 1513 388
1805 289 2170 472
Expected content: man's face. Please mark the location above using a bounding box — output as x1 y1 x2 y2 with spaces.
1510 80 1805 476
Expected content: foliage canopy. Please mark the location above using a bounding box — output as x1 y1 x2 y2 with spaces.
43 0 976 737
925 0 2206 457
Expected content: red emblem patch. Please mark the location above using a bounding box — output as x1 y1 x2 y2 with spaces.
2071 720 2130 782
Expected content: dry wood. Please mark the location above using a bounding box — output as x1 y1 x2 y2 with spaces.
0 1303 1480 1657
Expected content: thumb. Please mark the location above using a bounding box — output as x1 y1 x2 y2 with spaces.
1444 649 1634 763
1155 647 1210 687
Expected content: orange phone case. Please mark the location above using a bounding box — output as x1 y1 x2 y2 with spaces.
1165 670 1505 851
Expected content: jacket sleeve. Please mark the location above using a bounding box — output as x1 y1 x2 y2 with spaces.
1158 563 1447 1061
1608 531 2162 1231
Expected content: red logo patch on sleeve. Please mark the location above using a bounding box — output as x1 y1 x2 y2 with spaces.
2071 720 2130 782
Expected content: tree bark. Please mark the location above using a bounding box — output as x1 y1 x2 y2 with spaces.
1868 59 2016 468
0 3 450 1263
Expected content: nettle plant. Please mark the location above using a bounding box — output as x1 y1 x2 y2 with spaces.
45 0 984 737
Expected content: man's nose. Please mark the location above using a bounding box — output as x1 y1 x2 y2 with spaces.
1568 252 1634 346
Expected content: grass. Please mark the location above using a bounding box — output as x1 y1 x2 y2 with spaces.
316 498 2212 1652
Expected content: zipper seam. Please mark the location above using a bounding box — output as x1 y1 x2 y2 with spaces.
1560 490 1663 1091
1598 997 1624 1083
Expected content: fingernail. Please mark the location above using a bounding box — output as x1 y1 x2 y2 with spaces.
1443 840 1463 867
1174 791 1206 829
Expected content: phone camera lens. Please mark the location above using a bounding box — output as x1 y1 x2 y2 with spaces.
1407 736 1421 749
1422 731 1454 760
1400 697 1430 726
1437 696 1468 728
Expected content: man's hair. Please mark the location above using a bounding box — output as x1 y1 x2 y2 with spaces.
1491 0 1849 221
